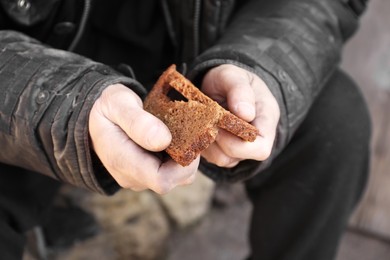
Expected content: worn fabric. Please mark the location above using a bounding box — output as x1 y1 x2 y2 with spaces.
0 0 370 193
245 70 371 259
0 69 371 259
0 0 372 258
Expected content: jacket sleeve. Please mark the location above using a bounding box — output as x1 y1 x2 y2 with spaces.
0 30 146 194
189 0 369 182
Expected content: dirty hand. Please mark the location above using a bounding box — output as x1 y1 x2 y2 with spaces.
89 84 199 194
200 64 280 168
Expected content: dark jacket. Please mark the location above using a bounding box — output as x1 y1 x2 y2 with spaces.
0 0 368 194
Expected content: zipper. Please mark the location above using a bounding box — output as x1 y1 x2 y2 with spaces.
193 0 201 58
160 0 201 63
160 0 178 48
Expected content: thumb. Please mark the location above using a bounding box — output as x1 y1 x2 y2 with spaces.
202 65 256 122
94 84 172 151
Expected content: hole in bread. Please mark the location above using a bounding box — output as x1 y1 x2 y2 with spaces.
166 86 188 102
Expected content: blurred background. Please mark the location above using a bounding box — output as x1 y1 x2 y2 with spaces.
25 0 390 259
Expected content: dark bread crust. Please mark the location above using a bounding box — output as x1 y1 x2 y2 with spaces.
144 65 259 166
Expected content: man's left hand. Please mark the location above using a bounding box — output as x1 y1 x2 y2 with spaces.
200 64 280 168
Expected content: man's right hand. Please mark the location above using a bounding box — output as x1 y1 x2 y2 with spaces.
88 84 199 194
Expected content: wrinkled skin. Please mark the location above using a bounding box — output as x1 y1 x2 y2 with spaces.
89 64 280 194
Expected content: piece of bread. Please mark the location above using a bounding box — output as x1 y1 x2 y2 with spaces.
144 65 259 166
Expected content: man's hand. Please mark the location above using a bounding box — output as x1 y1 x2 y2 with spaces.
89 84 199 194
200 64 280 168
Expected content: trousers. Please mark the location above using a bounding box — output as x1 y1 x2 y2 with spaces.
0 70 371 260
245 70 371 260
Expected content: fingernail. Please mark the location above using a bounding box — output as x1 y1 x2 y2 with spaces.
236 102 255 120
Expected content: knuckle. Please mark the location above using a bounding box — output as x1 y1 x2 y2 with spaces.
183 174 196 185
130 186 146 192
110 168 146 191
223 148 237 158
254 147 272 161
113 176 132 189
225 160 240 168
120 182 145 192
214 155 235 168
153 186 170 195
152 179 173 195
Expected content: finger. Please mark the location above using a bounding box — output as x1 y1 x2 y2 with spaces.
201 142 240 167
215 129 273 161
146 156 200 194
89 111 160 190
180 169 198 186
91 110 200 194
98 84 172 151
202 65 256 121
228 84 256 122
214 78 279 161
